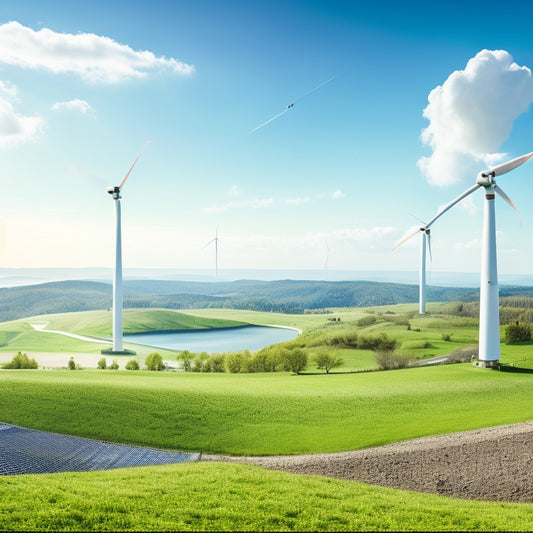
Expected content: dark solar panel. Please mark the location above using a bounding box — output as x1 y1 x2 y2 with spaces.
0 423 200 475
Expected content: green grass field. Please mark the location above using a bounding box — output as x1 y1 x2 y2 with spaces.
2 463 532 532
2 303 533 531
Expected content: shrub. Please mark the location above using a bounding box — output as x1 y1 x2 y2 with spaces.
109 359 119 370
375 351 412 370
225 350 251 373
2 352 38 369
68 357 76 370
283 348 308 375
314 350 344 374
441 332 453 342
97 358 107 370
358 333 397 352
357 315 377 327
505 322 531 344
446 345 478 364
145 352 165 371
204 354 226 373
192 352 210 372
125 359 140 370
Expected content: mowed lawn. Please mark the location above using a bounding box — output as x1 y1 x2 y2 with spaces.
0 365 532 455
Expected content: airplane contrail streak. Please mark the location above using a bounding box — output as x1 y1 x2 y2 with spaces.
249 76 335 134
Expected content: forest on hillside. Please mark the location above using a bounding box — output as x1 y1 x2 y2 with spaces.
1 278 533 323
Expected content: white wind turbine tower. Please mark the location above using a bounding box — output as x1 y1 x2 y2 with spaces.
396 152 532 366
104 141 150 354
204 225 220 279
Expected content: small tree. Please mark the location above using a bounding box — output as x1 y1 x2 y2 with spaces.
284 348 308 375
109 359 119 370
177 350 194 372
68 357 76 370
97 358 107 370
145 352 165 371
125 359 140 370
2 352 38 369
314 350 344 374
505 322 531 344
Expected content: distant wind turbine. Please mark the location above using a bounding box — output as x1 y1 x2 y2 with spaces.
204 225 220 279
324 243 330 281
395 152 532 366
249 77 335 134
105 141 151 353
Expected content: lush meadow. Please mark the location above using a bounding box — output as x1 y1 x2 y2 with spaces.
2 303 533 530
2 463 533 532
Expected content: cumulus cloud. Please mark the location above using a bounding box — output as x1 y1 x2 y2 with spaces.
418 49 533 186
331 189 346 199
52 99 93 114
203 198 274 213
0 98 42 148
0 21 194 84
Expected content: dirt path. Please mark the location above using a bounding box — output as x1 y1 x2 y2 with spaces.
203 422 533 502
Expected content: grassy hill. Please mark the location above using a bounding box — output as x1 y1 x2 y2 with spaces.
0 278 482 322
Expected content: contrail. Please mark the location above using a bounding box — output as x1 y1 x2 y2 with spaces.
249 76 335 134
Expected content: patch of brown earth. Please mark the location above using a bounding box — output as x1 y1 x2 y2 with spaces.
203 422 533 502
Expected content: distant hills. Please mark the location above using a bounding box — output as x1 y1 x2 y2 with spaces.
0 279 472 322
1 277 533 323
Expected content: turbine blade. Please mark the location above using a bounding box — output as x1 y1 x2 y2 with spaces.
393 226 422 251
202 239 215 249
119 140 151 190
495 185 522 224
490 152 533 177
425 184 481 229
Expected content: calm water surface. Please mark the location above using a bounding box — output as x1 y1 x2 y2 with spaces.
124 326 298 353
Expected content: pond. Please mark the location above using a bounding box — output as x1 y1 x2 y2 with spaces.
124 325 299 353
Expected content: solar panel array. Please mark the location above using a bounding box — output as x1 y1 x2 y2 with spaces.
0 423 200 475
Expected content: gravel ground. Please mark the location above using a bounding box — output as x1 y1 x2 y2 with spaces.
203 422 533 502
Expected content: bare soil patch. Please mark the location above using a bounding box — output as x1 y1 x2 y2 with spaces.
203 422 533 502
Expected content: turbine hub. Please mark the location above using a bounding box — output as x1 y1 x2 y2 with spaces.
107 186 121 199
476 171 495 187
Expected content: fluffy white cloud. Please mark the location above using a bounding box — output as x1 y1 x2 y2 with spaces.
0 21 194 83
0 98 42 148
331 189 346 199
52 99 93 114
418 50 533 186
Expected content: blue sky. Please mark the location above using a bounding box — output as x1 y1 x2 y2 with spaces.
0 0 532 278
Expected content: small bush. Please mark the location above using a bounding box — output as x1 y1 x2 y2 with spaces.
97 358 107 370
109 359 119 370
441 332 453 342
68 357 76 370
204 354 226 373
2 352 38 369
358 333 397 352
505 322 531 344
145 352 165 371
447 345 478 364
375 351 413 370
357 315 377 327
125 359 140 370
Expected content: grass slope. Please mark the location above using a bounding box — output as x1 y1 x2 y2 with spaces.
1 366 532 455
1 463 532 532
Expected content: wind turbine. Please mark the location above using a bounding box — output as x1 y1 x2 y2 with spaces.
105 141 150 353
396 151 532 366
204 225 220 279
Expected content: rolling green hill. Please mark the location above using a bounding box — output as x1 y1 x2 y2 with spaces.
0 278 482 322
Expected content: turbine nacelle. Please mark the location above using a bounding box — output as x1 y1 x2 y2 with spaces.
107 186 121 199
476 170 496 188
